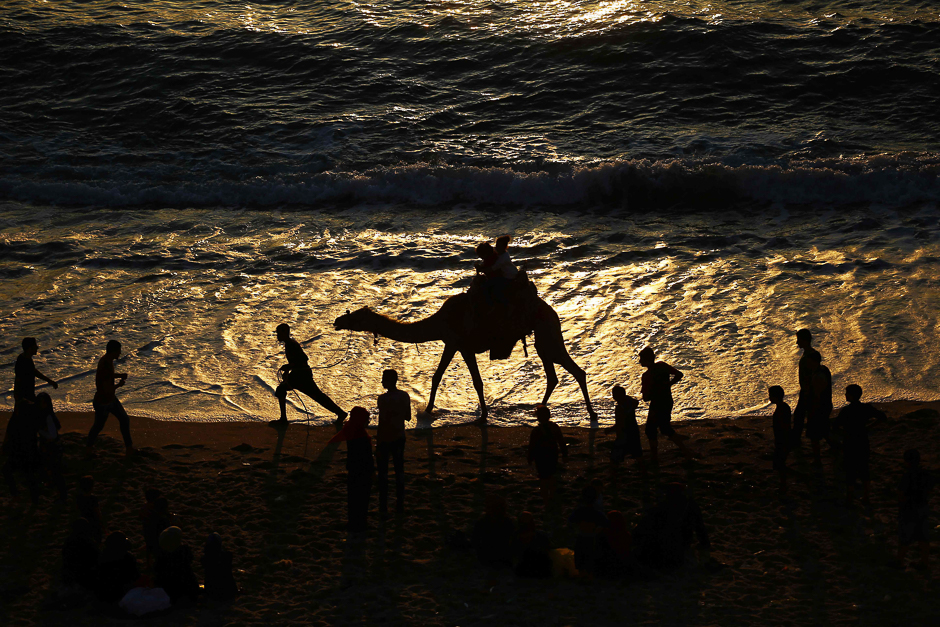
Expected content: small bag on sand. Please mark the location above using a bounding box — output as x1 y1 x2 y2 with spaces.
549 548 579 578
119 587 171 616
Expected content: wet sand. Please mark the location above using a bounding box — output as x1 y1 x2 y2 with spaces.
1 401 938 626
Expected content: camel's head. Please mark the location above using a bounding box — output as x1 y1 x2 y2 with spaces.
333 306 375 333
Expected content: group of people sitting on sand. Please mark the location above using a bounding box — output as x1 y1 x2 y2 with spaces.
61 479 238 614
465 479 711 583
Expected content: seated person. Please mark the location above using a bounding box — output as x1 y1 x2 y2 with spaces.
142 496 176 563
471 494 515 571
154 526 201 602
567 485 609 578
633 483 709 569
202 533 239 601
95 532 140 603
513 511 552 578
62 517 99 588
596 510 633 578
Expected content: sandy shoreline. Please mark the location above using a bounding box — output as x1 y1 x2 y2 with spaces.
2 402 938 626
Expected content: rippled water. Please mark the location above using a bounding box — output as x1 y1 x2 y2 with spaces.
1 0 938 424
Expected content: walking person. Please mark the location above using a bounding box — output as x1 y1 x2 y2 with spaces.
270 323 347 428
86 340 134 457
376 369 410 515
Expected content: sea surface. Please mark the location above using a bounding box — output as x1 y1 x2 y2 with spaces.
1 0 938 426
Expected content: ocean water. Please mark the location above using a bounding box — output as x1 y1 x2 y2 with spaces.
1 0 938 426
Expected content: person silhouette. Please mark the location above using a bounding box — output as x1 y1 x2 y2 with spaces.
832 384 886 505
527 404 567 508
329 406 374 533
806 350 834 462
270 323 347 428
639 347 693 464
791 329 821 448
14 337 58 406
768 385 791 494
376 369 409 515
86 340 134 457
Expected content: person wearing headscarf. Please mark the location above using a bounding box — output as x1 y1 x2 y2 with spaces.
596 510 633 578
202 533 239 601
95 531 140 602
330 407 374 533
513 511 552 578
154 526 201 602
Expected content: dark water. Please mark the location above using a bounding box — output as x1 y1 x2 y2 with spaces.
1 0 938 207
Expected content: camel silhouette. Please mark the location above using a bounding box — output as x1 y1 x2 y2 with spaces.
333 289 596 422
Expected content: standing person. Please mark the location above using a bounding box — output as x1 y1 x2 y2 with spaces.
832 384 887 505
527 404 568 508
270 323 347 429
806 351 834 462
897 449 933 572
768 386 791 494
329 406 374 533
86 340 134 457
639 347 692 464
606 385 644 476
791 329 821 448
376 369 410 515
14 337 58 405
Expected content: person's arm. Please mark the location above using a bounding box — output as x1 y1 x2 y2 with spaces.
34 367 58 389
831 407 846 431
666 364 683 386
867 406 888 431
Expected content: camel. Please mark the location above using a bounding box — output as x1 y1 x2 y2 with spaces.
333 286 597 422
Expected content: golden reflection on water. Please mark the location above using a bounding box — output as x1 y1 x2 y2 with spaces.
13 0 936 39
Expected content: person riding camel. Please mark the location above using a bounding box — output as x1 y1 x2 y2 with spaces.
474 235 519 311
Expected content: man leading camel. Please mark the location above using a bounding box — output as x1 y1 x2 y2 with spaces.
271 323 347 428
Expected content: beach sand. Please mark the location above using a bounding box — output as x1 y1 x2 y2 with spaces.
1 401 938 626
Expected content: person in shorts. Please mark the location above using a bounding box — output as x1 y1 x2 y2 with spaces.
270 323 347 428
639 347 692 464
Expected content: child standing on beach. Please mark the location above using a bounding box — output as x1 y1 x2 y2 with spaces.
606 385 643 476
831 384 886 505
768 386 791 494
639 347 693 464
329 406 374 533
528 404 568 508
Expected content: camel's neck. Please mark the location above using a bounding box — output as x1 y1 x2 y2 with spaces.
362 310 445 344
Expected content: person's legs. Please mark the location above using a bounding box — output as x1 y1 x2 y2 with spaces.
110 399 134 451
375 441 391 513
392 435 406 511
811 438 821 461
791 393 808 446
297 379 347 422
274 382 289 423
86 400 110 448
645 416 659 464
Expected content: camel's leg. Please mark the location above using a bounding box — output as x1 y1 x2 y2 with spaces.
461 350 488 420
426 345 457 414
558 355 597 421
539 356 559 406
